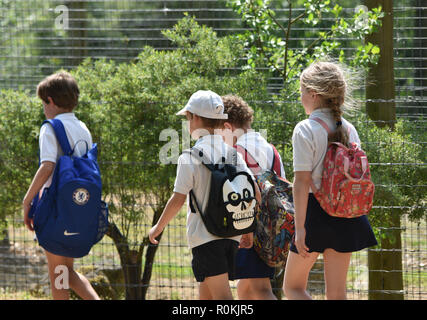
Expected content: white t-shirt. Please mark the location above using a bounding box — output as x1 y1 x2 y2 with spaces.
292 108 361 191
39 112 93 193
235 131 286 179
173 134 254 249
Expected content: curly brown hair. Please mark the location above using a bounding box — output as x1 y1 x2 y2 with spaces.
221 94 254 129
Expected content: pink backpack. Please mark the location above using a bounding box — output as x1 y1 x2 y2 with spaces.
310 118 375 218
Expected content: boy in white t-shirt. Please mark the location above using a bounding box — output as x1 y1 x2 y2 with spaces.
220 94 287 300
149 90 260 300
22 72 99 300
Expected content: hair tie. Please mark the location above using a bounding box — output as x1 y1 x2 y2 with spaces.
336 120 342 127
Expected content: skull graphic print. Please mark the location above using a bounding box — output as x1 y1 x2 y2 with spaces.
222 175 256 230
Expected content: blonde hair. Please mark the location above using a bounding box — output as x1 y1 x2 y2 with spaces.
300 61 353 146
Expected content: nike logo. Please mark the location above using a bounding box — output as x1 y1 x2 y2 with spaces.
64 231 80 236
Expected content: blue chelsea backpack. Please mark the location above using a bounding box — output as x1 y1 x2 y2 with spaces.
29 119 108 258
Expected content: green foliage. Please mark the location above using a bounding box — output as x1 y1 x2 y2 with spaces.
0 15 269 246
226 0 385 162
228 0 384 92
356 117 426 225
0 16 270 297
0 90 44 221
70 15 269 246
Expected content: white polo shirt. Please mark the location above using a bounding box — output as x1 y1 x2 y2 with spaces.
39 112 92 193
292 108 361 191
173 134 254 249
235 131 286 179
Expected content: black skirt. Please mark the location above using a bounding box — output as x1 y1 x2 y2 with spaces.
290 194 378 254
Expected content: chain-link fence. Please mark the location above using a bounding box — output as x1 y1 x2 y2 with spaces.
0 0 425 300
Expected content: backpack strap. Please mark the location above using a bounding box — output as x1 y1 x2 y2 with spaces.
183 146 235 216
188 190 200 214
234 144 262 175
309 117 354 193
42 119 73 156
30 119 71 219
182 147 234 172
311 117 332 135
309 118 330 194
311 117 352 136
270 144 282 176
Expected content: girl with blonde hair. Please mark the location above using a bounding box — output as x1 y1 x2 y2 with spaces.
284 61 377 300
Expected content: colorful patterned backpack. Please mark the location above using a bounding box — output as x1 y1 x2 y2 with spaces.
310 117 375 218
235 145 295 268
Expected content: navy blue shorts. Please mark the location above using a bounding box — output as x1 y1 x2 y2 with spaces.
290 194 378 254
234 247 275 280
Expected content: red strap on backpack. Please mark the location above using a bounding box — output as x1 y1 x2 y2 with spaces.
234 144 282 176
270 144 282 177
234 145 262 175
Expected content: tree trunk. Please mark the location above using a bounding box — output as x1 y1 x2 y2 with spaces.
66 1 87 66
122 249 144 300
365 0 403 300
141 236 162 299
0 225 10 249
107 222 144 300
368 211 404 300
365 0 396 128
414 0 427 115
141 207 165 299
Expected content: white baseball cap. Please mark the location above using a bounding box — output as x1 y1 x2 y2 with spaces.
176 90 228 120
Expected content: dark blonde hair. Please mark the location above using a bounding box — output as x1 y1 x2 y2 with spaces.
221 94 254 129
300 61 351 146
37 71 80 110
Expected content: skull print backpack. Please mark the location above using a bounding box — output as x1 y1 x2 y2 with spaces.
183 147 257 237
28 119 109 258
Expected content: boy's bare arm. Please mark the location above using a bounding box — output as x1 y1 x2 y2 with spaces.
22 161 55 231
148 192 187 244
23 161 55 206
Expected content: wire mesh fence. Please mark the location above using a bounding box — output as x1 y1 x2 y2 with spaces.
0 210 425 299
0 0 426 300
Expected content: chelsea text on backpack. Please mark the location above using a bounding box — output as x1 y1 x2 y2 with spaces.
29 119 108 258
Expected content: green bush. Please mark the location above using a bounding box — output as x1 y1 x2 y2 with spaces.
71 16 270 299
0 90 44 223
70 15 269 244
0 16 270 299
356 116 426 225
0 12 424 300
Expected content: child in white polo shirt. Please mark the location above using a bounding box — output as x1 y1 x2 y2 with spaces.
149 90 259 300
220 94 287 300
284 61 377 300
22 71 100 300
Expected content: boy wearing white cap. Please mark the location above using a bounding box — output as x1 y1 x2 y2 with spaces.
149 90 259 300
